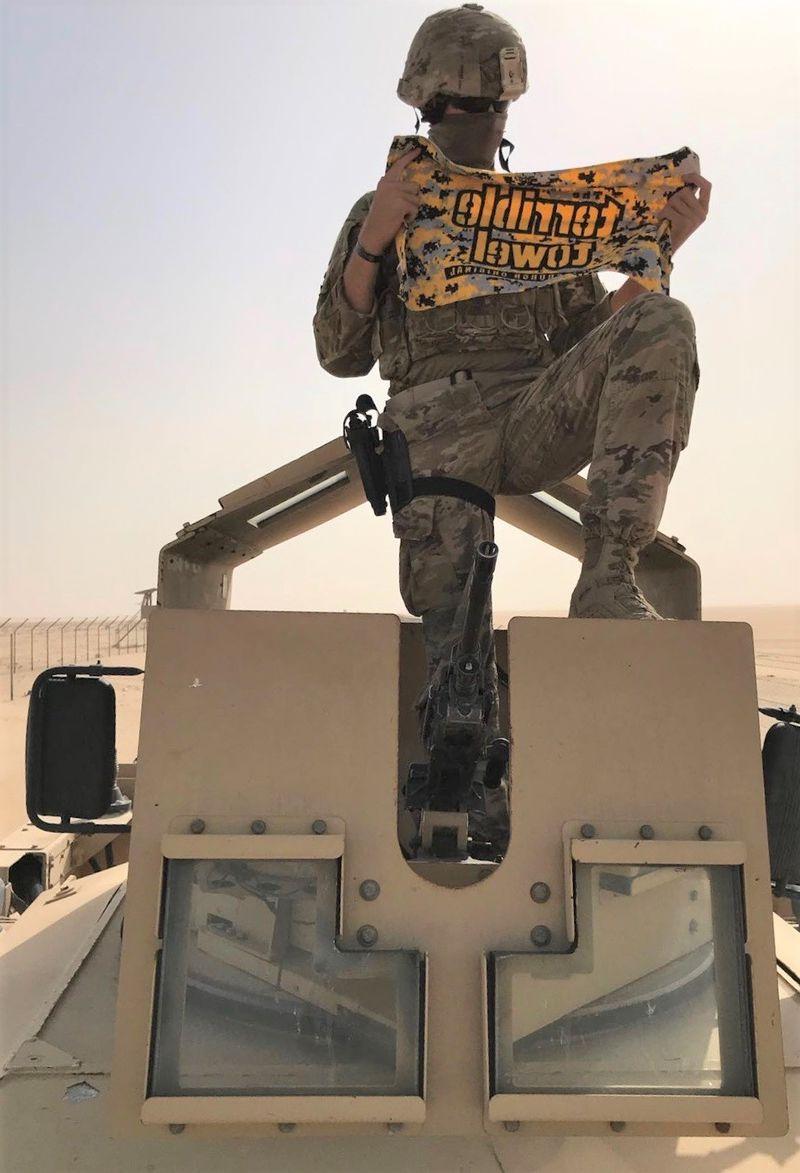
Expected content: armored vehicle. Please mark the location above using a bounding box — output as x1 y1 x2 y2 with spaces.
2 437 799 1171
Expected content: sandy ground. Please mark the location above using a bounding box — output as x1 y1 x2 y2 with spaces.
1 609 797 841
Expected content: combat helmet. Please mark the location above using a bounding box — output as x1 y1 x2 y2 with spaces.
397 3 527 110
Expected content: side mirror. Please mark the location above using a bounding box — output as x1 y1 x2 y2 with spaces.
26 665 143 834
760 704 800 896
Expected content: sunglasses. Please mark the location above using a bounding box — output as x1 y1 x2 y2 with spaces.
449 97 510 114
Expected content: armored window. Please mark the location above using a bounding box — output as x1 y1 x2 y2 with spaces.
149 856 423 1100
491 860 755 1101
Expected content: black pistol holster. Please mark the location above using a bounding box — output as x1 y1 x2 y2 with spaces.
342 395 392 516
343 393 495 521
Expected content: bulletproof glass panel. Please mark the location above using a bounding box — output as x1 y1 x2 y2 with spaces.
149 859 423 1097
26 675 116 820
491 863 755 1095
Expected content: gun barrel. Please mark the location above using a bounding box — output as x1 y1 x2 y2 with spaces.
459 541 499 661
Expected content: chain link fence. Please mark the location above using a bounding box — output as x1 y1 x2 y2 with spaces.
0 614 148 701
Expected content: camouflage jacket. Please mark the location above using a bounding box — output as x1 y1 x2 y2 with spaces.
313 192 615 400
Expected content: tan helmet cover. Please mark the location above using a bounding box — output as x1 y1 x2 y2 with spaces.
397 4 528 109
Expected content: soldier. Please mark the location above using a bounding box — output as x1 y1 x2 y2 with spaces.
313 4 709 802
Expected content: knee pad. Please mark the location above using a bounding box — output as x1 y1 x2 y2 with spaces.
621 290 694 327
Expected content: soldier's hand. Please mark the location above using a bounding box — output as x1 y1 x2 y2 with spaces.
660 172 711 255
359 149 422 254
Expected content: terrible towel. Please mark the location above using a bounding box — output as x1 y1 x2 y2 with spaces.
388 135 701 311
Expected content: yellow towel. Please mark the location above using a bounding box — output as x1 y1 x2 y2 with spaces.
389 135 701 311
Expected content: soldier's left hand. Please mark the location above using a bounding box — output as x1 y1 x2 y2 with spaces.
660 172 711 254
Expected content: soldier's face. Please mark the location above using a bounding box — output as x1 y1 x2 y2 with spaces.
442 102 508 157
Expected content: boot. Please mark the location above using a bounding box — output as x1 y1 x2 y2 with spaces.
569 533 663 619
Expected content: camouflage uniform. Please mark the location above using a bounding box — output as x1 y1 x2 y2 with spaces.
314 6 698 852
313 191 701 706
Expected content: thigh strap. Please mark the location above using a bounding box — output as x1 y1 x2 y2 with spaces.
410 476 496 521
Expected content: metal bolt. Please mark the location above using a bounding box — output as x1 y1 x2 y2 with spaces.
715 1122 731 1134
530 925 551 947
689 918 699 933
530 882 551 904
503 1120 521 1132
278 1122 296 1133
312 819 328 835
610 1120 626 1132
357 924 379 948
639 824 655 840
580 823 596 839
387 1122 404 1133
698 824 713 840
250 819 267 835
359 879 380 901
689 889 699 901
168 1123 185 1134
189 819 205 835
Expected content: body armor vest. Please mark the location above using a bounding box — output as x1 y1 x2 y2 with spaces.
372 255 565 393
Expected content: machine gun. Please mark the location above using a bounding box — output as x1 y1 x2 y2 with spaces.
407 541 510 860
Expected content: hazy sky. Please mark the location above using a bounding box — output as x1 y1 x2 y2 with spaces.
2 0 798 617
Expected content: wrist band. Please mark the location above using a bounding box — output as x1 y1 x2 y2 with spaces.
354 239 384 264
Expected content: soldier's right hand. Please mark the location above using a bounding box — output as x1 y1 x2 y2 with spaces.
358 149 422 255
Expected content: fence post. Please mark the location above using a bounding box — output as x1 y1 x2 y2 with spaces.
60 618 73 666
86 617 99 661
45 618 59 668
74 618 86 663
30 618 45 670
9 620 26 702
107 616 118 659
100 617 111 661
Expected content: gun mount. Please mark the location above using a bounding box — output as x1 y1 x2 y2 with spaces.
403 541 511 861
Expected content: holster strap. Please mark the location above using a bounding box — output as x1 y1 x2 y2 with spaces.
410 476 496 521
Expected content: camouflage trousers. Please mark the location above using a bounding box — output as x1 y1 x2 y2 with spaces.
380 291 701 717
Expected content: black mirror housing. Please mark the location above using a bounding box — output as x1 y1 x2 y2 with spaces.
762 712 800 893
26 665 143 834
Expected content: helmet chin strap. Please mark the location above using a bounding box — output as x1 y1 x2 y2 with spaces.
498 137 515 172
